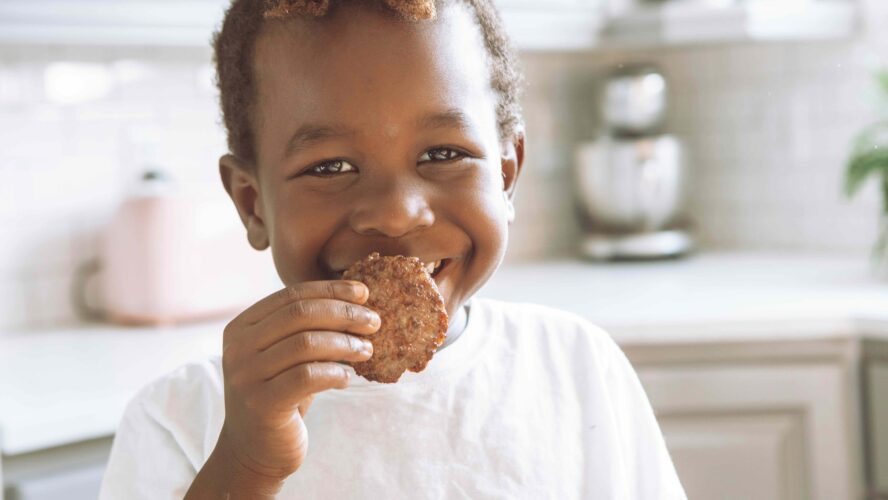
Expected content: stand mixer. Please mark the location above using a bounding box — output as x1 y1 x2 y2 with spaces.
573 64 694 260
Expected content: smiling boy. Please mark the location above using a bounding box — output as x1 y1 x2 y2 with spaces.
100 0 685 498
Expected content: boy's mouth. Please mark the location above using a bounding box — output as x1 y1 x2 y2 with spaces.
423 258 448 278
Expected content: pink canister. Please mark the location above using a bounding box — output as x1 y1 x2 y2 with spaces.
100 171 278 326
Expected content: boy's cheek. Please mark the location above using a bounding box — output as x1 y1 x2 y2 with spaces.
268 232 330 285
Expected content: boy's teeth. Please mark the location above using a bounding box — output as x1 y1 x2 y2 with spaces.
424 260 441 275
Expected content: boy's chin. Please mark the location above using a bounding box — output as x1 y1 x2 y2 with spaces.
435 259 490 320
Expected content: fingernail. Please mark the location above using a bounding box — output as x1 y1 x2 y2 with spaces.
368 311 381 328
360 339 373 356
351 283 368 300
349 335 371 353
335 281 360 297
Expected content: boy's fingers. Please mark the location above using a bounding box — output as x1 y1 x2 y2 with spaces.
262 362 351 411
236 281 369 327
253 298 381 352
259 331 373 381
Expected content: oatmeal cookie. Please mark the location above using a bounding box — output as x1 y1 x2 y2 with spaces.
342 252 448 383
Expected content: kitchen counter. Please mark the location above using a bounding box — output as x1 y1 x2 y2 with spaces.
2 250 887 456
0 320 224 455
479 250 888 343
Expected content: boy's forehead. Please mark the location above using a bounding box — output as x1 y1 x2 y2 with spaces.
251 2 498 150
255 2 485 63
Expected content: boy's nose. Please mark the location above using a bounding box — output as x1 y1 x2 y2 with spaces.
348 178 435 238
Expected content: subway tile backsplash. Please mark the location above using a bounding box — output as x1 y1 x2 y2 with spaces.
2 2 887 331
518 11 887 256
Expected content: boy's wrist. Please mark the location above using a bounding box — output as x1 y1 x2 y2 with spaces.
216 432 287 496
186 433 286 500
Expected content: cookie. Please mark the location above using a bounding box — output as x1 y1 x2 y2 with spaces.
342 252 448 383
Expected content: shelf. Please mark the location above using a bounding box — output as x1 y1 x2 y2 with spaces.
0 0 605 51
0 0 861 51
0 1 228 48
604 0 859 47
500 7 605 51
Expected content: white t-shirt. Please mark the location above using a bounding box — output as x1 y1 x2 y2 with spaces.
100 298 686 499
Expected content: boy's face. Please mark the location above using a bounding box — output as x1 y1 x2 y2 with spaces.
221 2 524 318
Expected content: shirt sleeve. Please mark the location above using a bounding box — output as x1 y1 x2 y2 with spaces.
99 392 197 500
598 332 688 500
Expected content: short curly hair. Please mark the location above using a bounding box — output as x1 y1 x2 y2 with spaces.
213 0 525 165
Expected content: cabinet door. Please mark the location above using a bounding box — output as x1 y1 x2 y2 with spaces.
866 363 888 497
659 411 806 500
636 364 860 500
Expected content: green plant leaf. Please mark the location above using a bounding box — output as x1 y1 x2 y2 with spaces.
845 150 888 197
883 173 888 214
846 121 888 197
851 121 888 155
879 69 888 97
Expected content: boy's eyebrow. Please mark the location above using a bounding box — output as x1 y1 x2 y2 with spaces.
284 108 473 158
285 123 357 158
416 108 473 132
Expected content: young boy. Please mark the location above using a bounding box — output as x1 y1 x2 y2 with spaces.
100 0 686 498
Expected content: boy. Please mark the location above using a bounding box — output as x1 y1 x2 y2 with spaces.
100 0 686 498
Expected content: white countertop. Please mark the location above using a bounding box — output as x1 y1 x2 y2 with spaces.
0 321 225 455
2 251 887 456
479 250 888 343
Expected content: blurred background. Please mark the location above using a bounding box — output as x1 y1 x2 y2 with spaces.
1 0 888 499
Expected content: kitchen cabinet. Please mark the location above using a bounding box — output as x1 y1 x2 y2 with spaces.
864 340 888 497
2 438 112 500
0 0 605 51
623 335 888 500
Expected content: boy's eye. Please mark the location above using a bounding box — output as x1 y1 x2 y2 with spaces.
306 159 357 176
301 148 466 178
419 147 465 163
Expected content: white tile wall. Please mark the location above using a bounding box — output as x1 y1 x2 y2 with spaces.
0 45 225 332
2 0 887 331
518 0 888 258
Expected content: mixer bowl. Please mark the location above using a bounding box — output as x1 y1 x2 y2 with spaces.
574 135 686 232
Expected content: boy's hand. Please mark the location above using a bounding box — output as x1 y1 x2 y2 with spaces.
216 280 380 484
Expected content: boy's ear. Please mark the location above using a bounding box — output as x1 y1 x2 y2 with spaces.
500 131 525 224
219 154 270 250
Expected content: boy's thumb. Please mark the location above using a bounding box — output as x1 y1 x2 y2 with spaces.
297 394 315 418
